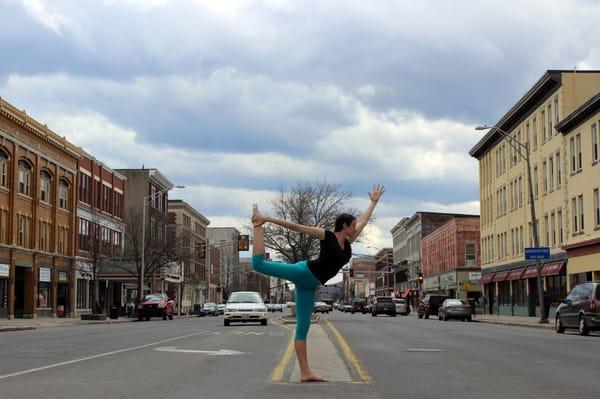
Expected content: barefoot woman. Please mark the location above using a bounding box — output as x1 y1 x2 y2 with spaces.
251 185 384 382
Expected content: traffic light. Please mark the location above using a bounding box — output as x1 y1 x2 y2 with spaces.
197 242 206 258
238 234 249 251
418 272 423 283
349 268 354 278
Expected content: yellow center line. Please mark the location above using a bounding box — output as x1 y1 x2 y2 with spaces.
270 333 295 382
323 318 372 383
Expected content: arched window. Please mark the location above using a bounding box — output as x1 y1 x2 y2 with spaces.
18 160 33 196
40 170 52 203
0 149 9 188
59 179 70 210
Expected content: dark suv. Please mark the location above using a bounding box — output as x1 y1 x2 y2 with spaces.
418 294 449 319
351 300 367 314
555 282 600 336
371 296 396 317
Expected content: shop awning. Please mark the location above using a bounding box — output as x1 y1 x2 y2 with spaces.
542 261 566 276
522 266 539 279
506 268 526 281
402 287 411 298
479 273 495 284
492 270 510 282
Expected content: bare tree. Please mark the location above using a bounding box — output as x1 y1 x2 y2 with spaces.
259 181 359 263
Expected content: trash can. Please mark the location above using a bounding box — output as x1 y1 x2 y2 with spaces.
109 306 119 320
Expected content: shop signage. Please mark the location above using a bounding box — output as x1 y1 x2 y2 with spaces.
440 273 456 289
0 263 9 277
469 272 482 281
58 271 69 282
39 268 51 282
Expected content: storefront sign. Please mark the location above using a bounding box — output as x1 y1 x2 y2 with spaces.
58 271 69 282
39 268 51 282
440 273 456 289
469 272 482 281
423 276 439 290
0 263 9 277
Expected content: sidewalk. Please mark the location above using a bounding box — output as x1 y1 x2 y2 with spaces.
471 314 554 330
0 314 195 333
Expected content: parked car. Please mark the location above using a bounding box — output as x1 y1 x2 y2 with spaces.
418 294 449 319
371 296 396 317
224 291 268 326
271 303 283 312
342 302 353 312
555 282 600 336
137 294 174 321
217 304 225 315
351 300 367 314
393 298 410 315
438 299 472 321
313 302 330 314
199 302 219 317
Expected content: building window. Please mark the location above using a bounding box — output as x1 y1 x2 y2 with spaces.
512 280 527 306
576 134 582 171
40 170 52 203
59 179 70 210
544 215 549 246
558 209 563 243
17 215 31 248
554 97 559 125
548 156 554 191
18 160 32 196
579 195 584 232
572 198 578 234
547 104 552 137
518 176 523 207
543 160 548 194
76 279 90 309
39 220 52 252
570 137 576 173
78 172 92 205
592 123 599 163
0 278 7 310
79 218 89 251
533 166 538 198
595 188 600 228
38 281 51 308
114 231 122 253
556 151 562 186
114 192 123 218
532 117 538 150
551 212 556 247
465 243 476 266
0 209 8 244
58 226 69 254
0 149 9 188
519 225 523 253
542 110 546 142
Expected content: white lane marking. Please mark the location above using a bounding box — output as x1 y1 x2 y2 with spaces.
154 347 245 355
404 348 446 352
0 331 211 380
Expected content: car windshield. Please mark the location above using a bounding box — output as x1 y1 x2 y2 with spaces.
445 299 463 306
377 297 393 303
228 293 262 303
203 303 215 308
144 295 165 302
393 299 405 304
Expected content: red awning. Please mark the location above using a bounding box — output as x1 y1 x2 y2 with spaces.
402 287 411 298
522 266 539 279
480 273 495 284
542 261 566 276
492 270 510 282
506 268 526 281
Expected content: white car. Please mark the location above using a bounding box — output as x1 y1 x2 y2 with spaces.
224 291 268 326
393 298 410 315
271 303 283 312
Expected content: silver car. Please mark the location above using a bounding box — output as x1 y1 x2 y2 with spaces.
438 299 472 322
224 291 268 326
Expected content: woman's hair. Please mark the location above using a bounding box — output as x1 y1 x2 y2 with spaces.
334 213 356 232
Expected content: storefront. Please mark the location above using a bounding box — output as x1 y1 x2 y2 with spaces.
56 270 71 317
76 261 93 314
37 267 53 317
0 263 8 318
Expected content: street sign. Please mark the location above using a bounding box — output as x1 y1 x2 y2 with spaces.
524 247 550 260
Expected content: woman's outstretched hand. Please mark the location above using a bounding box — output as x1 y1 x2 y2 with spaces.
252 204 267 227
369 184 385 203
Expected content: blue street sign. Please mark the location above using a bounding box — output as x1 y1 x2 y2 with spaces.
524 247 550 260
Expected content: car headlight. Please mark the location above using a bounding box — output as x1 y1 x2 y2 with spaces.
158 303 166 308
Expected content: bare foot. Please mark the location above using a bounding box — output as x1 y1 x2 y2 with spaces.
300 373 328 382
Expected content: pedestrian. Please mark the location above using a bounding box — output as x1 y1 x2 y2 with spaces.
251 184 384 382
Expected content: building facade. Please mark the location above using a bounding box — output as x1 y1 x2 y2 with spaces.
167 200 210 313
420 216 481 303
0 98 79 319
373 248 394 297
207 227 240 301
470 70 600 317
75 152 125 315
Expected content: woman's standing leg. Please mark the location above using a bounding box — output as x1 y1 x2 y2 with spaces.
294 285 327 382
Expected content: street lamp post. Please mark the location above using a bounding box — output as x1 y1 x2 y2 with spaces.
140 185 185 304
476 125 548 324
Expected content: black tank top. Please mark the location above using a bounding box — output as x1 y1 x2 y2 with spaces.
307 230 352 284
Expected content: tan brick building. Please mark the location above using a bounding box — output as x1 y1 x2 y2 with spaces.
0 98 79 319
470 70 600 317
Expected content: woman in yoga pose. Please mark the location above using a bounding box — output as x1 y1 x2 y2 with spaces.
251 184 384 382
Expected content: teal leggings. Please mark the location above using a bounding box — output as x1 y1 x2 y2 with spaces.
252 255 320 341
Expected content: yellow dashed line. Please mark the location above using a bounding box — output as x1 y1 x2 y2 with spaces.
323 318 371 383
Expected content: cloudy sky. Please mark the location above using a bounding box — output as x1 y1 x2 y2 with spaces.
1 0 600 281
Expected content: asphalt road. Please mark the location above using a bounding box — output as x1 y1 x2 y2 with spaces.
0 311 598 399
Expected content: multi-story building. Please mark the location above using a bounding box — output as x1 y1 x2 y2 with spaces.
373 248 394 297
348 258 376 302
207 227 240 301
318 282 343 303
167 200 210 313
207 244 221 302
74 152 125 315
420 216 481 302
109 168 176 299
391 212 462 309
469 70 600 317
0 98 79 319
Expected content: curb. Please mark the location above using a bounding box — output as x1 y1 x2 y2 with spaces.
0 327 36 333
473 319 553 330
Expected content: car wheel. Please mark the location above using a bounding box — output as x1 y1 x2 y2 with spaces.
418 313 423 319
163 314 167 320
169 314 174 320
578 315 590 336
261 319 267 326
138 315 143 321
424 314 429 319
224 319 230 326
443 313 447 321
466 316 472 322
438 314 442 321
555 315 565 334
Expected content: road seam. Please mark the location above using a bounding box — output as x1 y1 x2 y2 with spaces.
322 318 372 383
